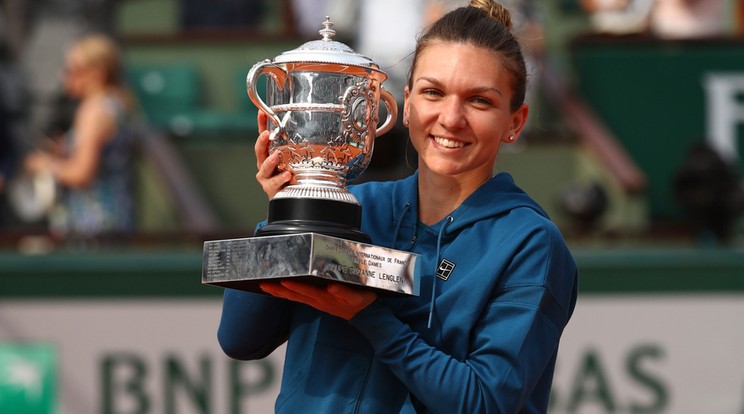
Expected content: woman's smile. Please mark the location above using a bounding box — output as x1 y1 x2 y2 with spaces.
432 135 466 149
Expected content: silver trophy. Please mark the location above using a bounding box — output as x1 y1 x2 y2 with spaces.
202 18 419 295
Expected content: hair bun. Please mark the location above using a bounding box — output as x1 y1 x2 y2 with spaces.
468 0 512 30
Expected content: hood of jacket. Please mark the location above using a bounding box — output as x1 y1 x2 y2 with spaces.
352 170 550 249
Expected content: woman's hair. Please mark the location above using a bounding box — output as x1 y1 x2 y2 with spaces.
73 34 123 87
408 0 527 112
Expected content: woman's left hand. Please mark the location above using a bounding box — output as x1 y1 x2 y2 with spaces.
259 280 377 320
24 152 54 175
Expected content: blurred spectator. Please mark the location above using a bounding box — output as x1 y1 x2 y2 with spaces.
0 25 28 229
581 0 728 38
0 97 19 227
0 113 15 192
22 34 137 240
673 142 744 243
580 0 654 35
180 0 264 30
649 0 726 39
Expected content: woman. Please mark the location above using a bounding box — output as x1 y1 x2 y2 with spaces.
24 34 136 238
218 1 578 412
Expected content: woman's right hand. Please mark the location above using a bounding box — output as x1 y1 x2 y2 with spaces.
255 111 295 199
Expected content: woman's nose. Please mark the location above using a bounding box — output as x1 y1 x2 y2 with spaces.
438 98 466 129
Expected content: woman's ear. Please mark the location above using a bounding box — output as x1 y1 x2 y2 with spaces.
403 86 411 126
503 103 529 143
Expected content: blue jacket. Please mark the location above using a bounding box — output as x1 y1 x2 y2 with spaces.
218 171 578 413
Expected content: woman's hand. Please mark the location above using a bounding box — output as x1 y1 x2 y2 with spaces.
24 152 55 176
259 280 378 320
255 111 295 199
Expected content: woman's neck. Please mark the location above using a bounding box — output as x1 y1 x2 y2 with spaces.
417 167 492 225
81 80 111 99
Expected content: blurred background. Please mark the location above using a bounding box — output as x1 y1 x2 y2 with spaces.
0 0 742 413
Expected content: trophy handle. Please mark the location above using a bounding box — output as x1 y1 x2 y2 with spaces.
376 89 398 137
246 59 287 132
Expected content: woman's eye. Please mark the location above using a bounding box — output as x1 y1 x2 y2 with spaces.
471 97 493 106
422 89 442 97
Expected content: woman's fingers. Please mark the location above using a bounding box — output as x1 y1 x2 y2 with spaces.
255 110 273 169
259 281 377 320
255 130 272 170
254 110 294 199
257 110 268 134
256 150 293 199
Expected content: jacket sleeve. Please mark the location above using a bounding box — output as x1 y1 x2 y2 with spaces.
349 225 578 413
217 288 294 360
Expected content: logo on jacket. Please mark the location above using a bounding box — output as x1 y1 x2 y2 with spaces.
436 259 455 281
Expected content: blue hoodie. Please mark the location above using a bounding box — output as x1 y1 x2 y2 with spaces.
218 171 578 413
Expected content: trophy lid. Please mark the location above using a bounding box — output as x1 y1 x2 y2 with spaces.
273 17 380 68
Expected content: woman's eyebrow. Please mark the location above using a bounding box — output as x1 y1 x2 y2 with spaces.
415 76 503 97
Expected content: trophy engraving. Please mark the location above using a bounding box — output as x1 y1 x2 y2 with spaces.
202 17 419 296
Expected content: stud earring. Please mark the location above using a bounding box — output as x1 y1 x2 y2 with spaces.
508 135 515 142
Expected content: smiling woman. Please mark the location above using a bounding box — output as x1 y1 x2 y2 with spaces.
218 1 578 413
403 43 528 220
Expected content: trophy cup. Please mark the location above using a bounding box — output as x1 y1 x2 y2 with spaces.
202 18 420 295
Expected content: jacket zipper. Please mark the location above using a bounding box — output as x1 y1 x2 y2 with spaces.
352 358 375 413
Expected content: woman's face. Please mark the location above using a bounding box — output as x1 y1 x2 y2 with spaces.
62 48 100 98
404 41 528 181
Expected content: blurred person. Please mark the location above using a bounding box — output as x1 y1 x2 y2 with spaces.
23 34 136 240
0 41 16 193
0 100 18 227
0 115 14 191
580 0 655 34
649 0 727 38
581 0 728 38
0 27 28 229
218 1 578 412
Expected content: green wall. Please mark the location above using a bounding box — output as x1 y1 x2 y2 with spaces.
571 38 744 220
1 248 742 297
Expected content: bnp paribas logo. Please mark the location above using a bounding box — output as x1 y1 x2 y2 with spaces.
0 344 57 414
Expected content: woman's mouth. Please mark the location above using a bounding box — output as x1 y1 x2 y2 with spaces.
433 136 465 149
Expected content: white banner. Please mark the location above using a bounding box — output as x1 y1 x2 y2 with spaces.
550 296 744 414
1 296 743 413
0 300 283 414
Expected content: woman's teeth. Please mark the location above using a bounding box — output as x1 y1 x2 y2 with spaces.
434 136 464 149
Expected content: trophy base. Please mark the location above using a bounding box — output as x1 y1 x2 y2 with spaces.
257 197 371 243
202 233 420 296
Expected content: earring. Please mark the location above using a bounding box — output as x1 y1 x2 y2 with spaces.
404 119 409 126
508 135 515 142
